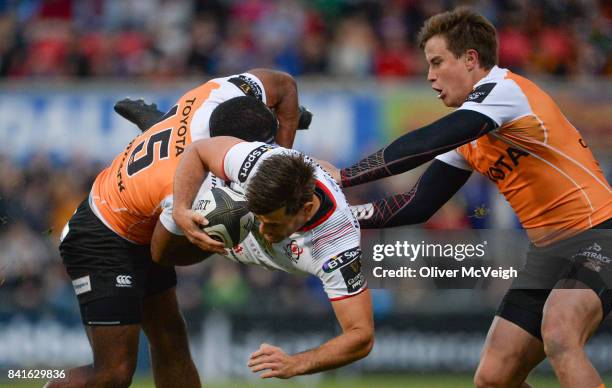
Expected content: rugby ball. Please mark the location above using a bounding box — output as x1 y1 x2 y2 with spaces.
192 186 255 248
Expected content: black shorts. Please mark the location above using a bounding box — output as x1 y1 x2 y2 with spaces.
496 218 612 340
59 198 177 325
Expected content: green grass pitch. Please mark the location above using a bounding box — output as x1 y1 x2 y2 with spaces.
2 374 612 387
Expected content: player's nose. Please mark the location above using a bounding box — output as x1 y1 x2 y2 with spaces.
427 67 436 82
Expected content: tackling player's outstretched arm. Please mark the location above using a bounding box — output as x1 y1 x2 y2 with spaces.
352 160 472 228
172 136 243 254
248 289 374 378
339 109 495 187
247 68 300 148
150 219 213 266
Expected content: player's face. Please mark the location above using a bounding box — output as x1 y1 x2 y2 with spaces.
424 35 475 107
256 205 312 243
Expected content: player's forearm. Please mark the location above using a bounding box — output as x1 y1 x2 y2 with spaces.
272 74 299 148
247 69 299 147
340 110 495 187
151 233 212 266
156 252 207 266
173 146 209 213
352 160 472 228
291 327 373 375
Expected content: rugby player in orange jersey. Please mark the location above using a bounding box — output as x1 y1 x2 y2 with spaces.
324 8 611 388
49 69 306 388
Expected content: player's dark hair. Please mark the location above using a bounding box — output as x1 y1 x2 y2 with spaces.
209 96 278 143
246 153 316 215
418 7 498 70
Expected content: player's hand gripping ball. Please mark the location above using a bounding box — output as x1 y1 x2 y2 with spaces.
192 186 255 248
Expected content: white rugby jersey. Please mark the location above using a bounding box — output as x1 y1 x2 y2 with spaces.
161 142 368 301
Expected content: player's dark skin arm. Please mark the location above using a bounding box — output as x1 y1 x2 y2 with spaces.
115 69 302 147
352 160 472 228
151 220 213 266
248 289 374 378
247 68 300 148
339 109 495 187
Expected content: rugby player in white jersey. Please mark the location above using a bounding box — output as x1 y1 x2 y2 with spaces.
151 137 373 379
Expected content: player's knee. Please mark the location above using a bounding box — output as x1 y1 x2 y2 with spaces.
92 362 135 388
151 315 188 343
474 354 520 388
541 317 580 360
474 364 507 388
162 313 188 335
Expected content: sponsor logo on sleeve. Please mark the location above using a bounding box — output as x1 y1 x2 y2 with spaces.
340 257 366 293
465 82 496 103
72 275 92 295
228 75 263 100
322 247 361 273
238 144 274 182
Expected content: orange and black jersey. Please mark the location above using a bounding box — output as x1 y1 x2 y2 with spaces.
90 73 267 244
438 67 611 245
345 66 611 246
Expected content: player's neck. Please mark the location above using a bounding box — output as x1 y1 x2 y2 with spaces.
472 65 494 86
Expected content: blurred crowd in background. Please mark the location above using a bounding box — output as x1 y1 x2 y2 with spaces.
1 0 611 324
0 0 610 79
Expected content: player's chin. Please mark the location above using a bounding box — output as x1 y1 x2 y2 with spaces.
441 95 457 107
446 94 464 108
265 234 285 244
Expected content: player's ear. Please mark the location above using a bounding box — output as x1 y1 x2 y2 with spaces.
302 200 315 214
465 49 479 70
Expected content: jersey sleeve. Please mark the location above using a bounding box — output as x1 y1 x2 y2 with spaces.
457 79 531 127
159 195 183 236
317 246 368 301
190 73 267 141
224 73 266 103
309 210 368 300
435 149 472 171
223 141 286 189
208 73 266 103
